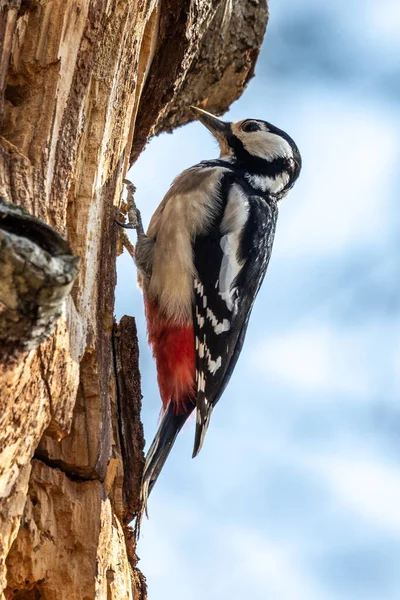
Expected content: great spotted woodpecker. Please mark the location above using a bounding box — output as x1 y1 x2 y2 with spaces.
124 107 301 507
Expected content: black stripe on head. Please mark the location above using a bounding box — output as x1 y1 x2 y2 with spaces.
262 121 302 179
226 127 301 187
226 133 292 177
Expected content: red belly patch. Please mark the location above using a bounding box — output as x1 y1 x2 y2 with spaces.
145 296 196 414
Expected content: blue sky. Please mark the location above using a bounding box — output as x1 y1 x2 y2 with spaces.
116 1 400 598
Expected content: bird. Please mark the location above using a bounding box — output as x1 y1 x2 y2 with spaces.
122 107 301 512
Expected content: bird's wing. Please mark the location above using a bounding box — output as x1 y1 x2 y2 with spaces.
192 183 278 456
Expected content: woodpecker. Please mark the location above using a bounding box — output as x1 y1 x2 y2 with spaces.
125 107 301 508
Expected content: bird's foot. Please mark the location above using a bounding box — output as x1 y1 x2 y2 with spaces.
115 178 144 236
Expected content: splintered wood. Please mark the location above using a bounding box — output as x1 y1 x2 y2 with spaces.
0 1 268 598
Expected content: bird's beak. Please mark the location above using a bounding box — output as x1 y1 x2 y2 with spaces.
190 106 231 154
190 106 230 137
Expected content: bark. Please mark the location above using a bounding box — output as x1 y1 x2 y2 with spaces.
0 1 268 598
0 199 79 359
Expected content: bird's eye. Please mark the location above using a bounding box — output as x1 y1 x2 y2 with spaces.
241 121 260 133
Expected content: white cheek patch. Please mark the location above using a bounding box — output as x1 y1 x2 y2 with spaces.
241 131 293 161
246 172 290 195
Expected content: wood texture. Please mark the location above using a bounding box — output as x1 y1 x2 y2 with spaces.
0 199 79 359
0 0 268 598
113 316 145 526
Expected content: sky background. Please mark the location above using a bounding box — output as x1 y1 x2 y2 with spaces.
116 1 400 598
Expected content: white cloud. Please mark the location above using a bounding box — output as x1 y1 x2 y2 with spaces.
392 338 400 392
308 454 400 534
139 496 203 594
141 502 325 600
277 95 399 260
209 527 324 600
365 0 400 47
248 324 372 397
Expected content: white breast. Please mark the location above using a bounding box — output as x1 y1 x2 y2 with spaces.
147 166 229 323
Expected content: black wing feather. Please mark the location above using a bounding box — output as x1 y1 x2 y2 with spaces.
192 192 278 456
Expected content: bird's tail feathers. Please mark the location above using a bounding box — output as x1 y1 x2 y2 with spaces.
192 396 213 458
136 402 191 536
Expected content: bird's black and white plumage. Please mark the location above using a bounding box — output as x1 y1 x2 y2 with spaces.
192 171 279 456
133 107 302 510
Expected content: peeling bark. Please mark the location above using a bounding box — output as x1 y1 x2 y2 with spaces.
113 316 144 525
0 199 79 359
0 0 268 598
131 0 269 162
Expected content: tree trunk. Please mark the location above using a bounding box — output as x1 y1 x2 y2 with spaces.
0 1 268 598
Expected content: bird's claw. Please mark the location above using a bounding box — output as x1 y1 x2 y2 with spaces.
115 178 144 235
115 219 135 230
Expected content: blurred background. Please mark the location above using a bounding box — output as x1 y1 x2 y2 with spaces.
116 0 400 598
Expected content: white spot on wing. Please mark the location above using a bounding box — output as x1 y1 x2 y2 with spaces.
220 184 249 235
196 333 223 386
219 235 241 310
197 371 206 392
218 184 249 311
206 351 222 374
206 308 230 334
195 305 205 328
215 319 230 334
194 278 204 297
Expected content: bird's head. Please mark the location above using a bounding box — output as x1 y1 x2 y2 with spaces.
191 106 301 197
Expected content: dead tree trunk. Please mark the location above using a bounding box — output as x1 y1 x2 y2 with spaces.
0 1 268 598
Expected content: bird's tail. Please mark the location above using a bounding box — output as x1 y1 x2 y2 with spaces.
136 401 192 535
192 395 213 458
